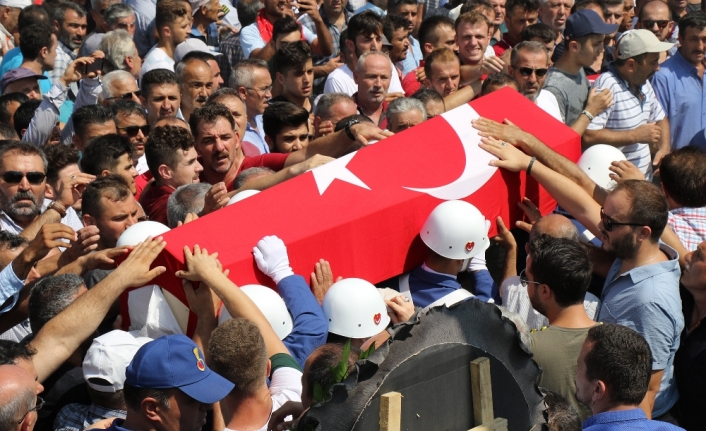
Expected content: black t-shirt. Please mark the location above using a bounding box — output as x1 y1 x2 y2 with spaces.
674 287 706 429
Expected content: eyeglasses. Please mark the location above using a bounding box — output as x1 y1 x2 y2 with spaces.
106 90 142 101
2 171 46 185
519 269 541 288
17 397 44 424
642 19 670 29
118 125 150 136
245 86 273 95
518 67 548 77
600 207 643 232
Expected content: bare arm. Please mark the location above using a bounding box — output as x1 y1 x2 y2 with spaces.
443 81 482 111
569 88 613 137
249 41 276 61
582 122 661 149
639 370 664 419
652 118 670 171
299 0 333 57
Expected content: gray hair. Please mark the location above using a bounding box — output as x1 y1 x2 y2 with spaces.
0 383 34 429
511 41 549 67
234 167 275 190
104 4 134 28
314 93 354 120
167 183 211 228
54 2 86 23
386 97 427 122
28 274 86 333
175 57 210 85
497 306 532 349
101 70 138 100
230 58 268 89
99 30 137 72
356 51 392 74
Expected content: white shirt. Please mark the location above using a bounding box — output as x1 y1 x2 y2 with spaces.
135 155 149 175
140 46 175 80
535 89 563 122
323 62 404 96
0 199 84 235
240 22 317 58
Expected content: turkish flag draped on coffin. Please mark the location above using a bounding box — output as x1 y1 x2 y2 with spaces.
121 87 581 335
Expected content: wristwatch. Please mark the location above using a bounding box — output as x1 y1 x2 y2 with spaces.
47 200 66 218
344 118 361 141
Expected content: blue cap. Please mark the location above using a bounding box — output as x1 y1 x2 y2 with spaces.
0 67 48 93
125 335 234 404
565 9 619 39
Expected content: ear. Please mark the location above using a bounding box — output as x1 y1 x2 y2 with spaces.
100 169 112 177
423 42 434 56
275 71 284 86
594 379 608 403
142 397 164 422
20 128 26 137
264 135 275 152
237 86 248 100
53 19 60 33
45 183 55 199
201 4 209 14
72 134 83 151
353 69 359 83
539 284 553 301
158 164 172 180
163 25 172 39
507 64 515 75
636 225 652 242
39 46 48 59
345 39 355 57
125 55 134 69
313 115 322 132
139 94 147 107
82 213 95 227
266 358 272 377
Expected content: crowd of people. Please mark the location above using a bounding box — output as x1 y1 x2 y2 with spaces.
0 0 703 428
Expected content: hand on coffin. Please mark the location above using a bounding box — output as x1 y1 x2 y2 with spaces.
515 198 542 233
177 212 199 226
348 122 394 146
253 235 294 284
176 244 223 283
479 135 532 172
585 87 613 117
291 154 334 175
78 246 130 272
268 400 306 431
386 295 415 324
608 160 645 183
472 117 529 150
54 172 95 209
113 237 166 288
310 259 341 305
201 182 230 215
58 225 101 266
491 216 517 250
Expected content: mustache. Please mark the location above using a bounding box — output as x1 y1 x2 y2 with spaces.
12 191 37 204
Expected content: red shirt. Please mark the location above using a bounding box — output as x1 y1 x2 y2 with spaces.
134 171 153 201
493 38 513 57
352 92 389 130
139 182 174 225
402 69 422 97
199 153 290 192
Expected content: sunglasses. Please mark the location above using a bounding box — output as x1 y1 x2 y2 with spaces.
518 67 548 77
17 397 44 424
118 125 150 136
519 269 541 288
600 207 643 232
2 171 46 185
642 19 670 29
106 90 142 101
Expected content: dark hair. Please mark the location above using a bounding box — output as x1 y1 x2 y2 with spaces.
81 134 133 175
387 0 417 13
274 40 312 76
72 105 115 141
601 0 622 7
506 0 540 16
383 14 410 42
334 114 374 131
0 231 28 251
543 391 582 431
571 0 608 18
0 141 47 171
19 24 54 60
481 73 519 95
272 15 301 42
179 51 216 66
45 144 80 187
146 125 195 179
262 102 310 141
528 235 592 307
54 2 86 23
123 384 172 411
659 147 706 207
305 343 361 400
521 23 556 43
614 52 648 66
189 103 235 137
612 180 668 241
155 0 188 32
13 100 42 138
237 0 261 27
0 93 29 125
0 340 36 365
18 5 50 28
81 174 131 218
411 88 445 109
110 99 148 120
28 274 86 333
141 69 179 100
348 11 383 41
678 10 706 39
418 15 455 46
0 123 17 140
583 324 652 406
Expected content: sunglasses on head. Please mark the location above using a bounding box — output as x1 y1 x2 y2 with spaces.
119 125 150 136
107 90 141 101
600 207 643 232
642 19 669 29
518 67 548 77
2 171 46 185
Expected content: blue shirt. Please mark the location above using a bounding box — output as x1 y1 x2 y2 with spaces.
597 243 683 417
243 115 269 154
651 50 706 150
400 36 423 76
0 262 24 314
0 48 54 96
582 408 684 430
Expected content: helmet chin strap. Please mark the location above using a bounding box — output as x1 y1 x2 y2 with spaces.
460 258 471 272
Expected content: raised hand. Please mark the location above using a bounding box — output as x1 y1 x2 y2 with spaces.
113 237 167 288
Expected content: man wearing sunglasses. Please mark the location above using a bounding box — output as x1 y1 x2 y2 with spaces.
637 0 676 61
101 70 142 106
111 100 150 175
0 364 45 431
508 40 563 121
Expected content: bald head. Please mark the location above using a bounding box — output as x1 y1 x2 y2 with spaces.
0 365 41 431
530 214 580 242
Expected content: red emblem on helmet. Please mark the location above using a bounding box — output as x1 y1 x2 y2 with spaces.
374 313 382 325
465 242 475 252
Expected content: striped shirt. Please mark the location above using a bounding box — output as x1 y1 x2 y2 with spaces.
587 64 665 180
668 206 706 252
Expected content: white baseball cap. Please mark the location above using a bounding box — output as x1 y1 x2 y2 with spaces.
0 0 32 8
83 330 152 393
616 29 674 60
174 39 222 64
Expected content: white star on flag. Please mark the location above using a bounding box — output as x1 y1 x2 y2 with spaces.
311 151 371 195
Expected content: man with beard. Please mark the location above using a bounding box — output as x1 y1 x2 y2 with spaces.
637 0 677 61
111 101 149 175
353 51 392 127
537 0 574 61
81 135 140 196
508 41 563 121
49 3 88 84
176 57 214 124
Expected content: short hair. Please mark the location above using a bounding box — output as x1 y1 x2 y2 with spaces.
272 15 301 42
141 69 179 100
262 102 309 140
208 318 269 396
0 142 47 171
314 93 355 119
72 105 115 141
207 87 242 104
13 100 41 138
506 0 540 16
230 58 268 89
611 180 668 241
166 183 210 228
583 324 652 406
411 88 445 110
101 70 137 100
0 378 34 429
45 144 79 187
383 14 410 43
110 99 147 121
99 30 137 71
54 2 86 23
679 10 706 39
175 57 210 84
19 24 54 61
424 47 460 79
0 93 29 125
0 340 36 366
347 11 383 41
386 97 427 122
520 22 556 43
155 0 188 32
146 126 195 179
0 231 27 253
528 235 592 307
82 174 132 218
481 72 519 95
18 5 50 29
104 3 134 28
179 51 217 66
80 134 133 175
602 0 623 7
418 15 455 46
572 0 608 18
305 343 360 400
659 147 706 208
123 385 172 411
356 50 393 74
189 103 235 136
387 0 417 12
234 167 275 190
0 123 17 140
455 11 491 32
543 391 582 431
28 274 86 333
274 41 312 76
237 0 261 27
511 40 549 67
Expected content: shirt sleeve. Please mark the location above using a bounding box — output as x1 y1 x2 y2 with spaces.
240 23 265 58
587 77 614 130
646 82 666 122
623 302 679 370
470 269 499 303
650 72 670 118
22 81 67 146
543 85 567 123
0 263 25 314
324 72 347 94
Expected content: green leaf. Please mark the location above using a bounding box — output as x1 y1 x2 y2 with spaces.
360 343 376 360
313 382 325 404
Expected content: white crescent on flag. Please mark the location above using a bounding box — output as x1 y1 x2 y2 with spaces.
403 104 498 200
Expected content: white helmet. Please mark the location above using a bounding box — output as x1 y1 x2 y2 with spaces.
218 284 293 340
227 190 260 206
420 200 489 260
116 221 171 247
577 145 627 190
322 278 390 339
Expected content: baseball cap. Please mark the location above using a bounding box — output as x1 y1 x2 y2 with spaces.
0 68 47 93
125 334 234 404
565 9 619 39
174 39 222 64
0 0 32 8
83 330 152 393
616 29 675 59
190 0 211 14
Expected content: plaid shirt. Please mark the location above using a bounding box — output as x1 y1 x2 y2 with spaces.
299 8 350 95
54 403 126 431
189 23 220 50
218 32 244 87
668 206 706 252
49 41 77 85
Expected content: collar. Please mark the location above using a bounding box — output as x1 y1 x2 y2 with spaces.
670 49 701 76
421 262 456 277
0 23 12 40
86 403 126 419
190 26 205 37
582 408 646 428
352 92 388 120
615 242 679 284
670 206 706 216
320 6 350 27
58 41 77 59
412 265 458 286
607 62 647 98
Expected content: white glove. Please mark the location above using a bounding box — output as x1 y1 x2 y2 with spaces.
253 235 294 284
468 219 491 273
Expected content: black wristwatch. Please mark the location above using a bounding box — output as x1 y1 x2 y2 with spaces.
344 118 361 141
